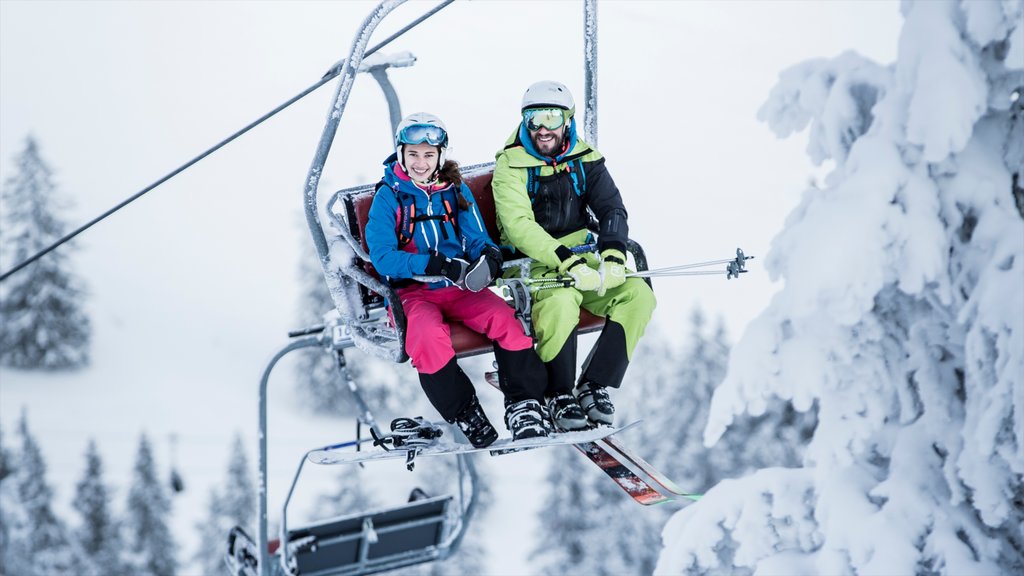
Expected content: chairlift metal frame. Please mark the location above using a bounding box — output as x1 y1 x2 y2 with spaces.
249 2 601 575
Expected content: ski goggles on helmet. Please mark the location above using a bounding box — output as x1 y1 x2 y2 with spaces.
398 124 448 147
523 108 568 131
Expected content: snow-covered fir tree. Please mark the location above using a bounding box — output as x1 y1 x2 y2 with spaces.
0 136 90 370
529 310 809 575
530 440 642 576
294 243 420 417
73 439 124 576
0 425 29 576
659 1 1024 574
294 244 350 415
529 327 663 576
643 310 815 493
5 410 84 576
124 434 177 576
193 433 255 576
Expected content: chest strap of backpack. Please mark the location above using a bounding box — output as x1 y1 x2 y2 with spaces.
394 188 460 247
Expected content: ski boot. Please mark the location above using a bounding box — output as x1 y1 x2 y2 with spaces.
504 398 549 441
577 381 615 426
547 393 589 431
453 395 499 448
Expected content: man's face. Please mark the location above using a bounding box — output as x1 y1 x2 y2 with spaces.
529 125 566 156
524 108 569 157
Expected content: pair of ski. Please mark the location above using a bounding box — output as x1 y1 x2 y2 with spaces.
307 420 700 505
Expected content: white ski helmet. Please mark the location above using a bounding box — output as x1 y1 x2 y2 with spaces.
521 80 576 117
395 112 449 173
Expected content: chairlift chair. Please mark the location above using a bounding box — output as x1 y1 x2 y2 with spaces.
235 2 638 576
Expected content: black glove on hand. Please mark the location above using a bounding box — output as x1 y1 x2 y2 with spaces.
463 245 503 292
483 245 502 278
425 253 468 285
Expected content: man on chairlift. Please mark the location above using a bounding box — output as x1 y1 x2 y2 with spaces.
492 80 657 432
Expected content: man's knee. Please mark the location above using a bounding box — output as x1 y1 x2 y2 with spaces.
534 289 584 325
615 278 657 315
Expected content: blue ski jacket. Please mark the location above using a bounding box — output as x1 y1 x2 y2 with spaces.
366 155 496 289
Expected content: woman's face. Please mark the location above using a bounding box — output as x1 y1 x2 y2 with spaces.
403 143 439 183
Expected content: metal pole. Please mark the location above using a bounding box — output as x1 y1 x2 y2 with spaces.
369 68 403 138
583 0 599 147
258 336 322 576
303 0 407 316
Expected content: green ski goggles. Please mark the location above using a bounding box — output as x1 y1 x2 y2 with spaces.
523 108 568 131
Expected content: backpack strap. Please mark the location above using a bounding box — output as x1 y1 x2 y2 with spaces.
441 191 460 239
526 166 541 203
378 180 417 248
567 158 586 197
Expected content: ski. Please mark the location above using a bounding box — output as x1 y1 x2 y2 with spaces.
307 420 641 465
601 436 702 502
570 432 702 505
572 440 674 505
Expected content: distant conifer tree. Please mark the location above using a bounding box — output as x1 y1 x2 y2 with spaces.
0 136 90 369
73 439 125 575
8 410 85 575
124 434 176 576
193 434 255 575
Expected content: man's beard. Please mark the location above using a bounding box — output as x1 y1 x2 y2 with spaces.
532 131 565 157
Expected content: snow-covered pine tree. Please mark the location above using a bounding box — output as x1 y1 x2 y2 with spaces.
294 240 420 417
7 410 84 576
647 309 815 492
658 1 1024 574
193 487 226 576
193 434 255 576
530 447 609 575
0 136 90 370
0 425 29 576
124 433 177 576
294 244 349 414
73 439 124 576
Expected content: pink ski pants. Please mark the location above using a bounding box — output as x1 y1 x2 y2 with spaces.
395 284 533 374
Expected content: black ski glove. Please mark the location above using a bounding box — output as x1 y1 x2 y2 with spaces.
425 253 468 285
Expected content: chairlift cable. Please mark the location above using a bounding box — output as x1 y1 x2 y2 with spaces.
0 0 456 284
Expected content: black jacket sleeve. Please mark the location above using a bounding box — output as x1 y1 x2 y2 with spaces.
583 157 629 253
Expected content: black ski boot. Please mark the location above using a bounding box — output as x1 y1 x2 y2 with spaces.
547 393 589 431
453 395 499 448
504 398 549 441
577 381 615 426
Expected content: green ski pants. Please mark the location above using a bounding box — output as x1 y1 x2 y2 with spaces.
530 258 656 364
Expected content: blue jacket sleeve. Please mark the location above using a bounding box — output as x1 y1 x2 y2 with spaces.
365 189 431 279
457 183 497 260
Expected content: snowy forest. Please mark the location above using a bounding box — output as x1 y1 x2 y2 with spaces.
2 0 1022 575
659 0 1024 574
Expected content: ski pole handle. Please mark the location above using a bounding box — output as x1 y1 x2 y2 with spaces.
569 243 598 254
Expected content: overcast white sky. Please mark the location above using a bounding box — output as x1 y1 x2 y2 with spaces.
0 1 904 572
1 0 903 342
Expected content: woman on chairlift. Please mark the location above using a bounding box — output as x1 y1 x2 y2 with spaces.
365 112 549 448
